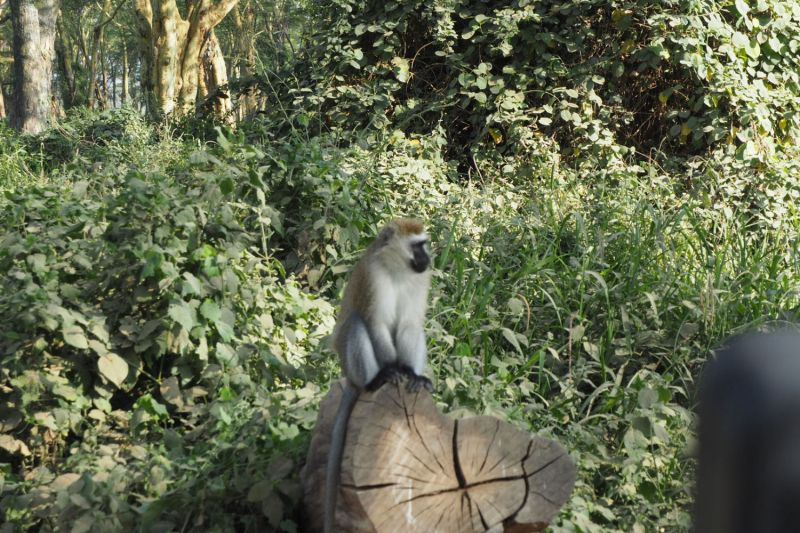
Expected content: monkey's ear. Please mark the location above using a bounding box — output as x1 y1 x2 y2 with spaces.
377 225 396 247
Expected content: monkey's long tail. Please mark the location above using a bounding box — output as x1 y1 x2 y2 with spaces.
324 383 360 533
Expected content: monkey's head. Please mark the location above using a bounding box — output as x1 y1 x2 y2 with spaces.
376 218 430 275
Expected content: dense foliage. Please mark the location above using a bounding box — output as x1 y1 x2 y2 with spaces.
3 0 800 532
266 0 800 166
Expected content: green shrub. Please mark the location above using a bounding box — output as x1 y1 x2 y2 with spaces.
258 0 800 169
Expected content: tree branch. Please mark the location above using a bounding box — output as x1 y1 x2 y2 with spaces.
207 0 239 28
94 0 126 31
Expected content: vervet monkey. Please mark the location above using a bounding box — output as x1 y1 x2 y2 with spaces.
324 218 433 533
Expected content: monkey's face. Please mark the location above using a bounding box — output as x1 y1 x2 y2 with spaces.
410 239 430 273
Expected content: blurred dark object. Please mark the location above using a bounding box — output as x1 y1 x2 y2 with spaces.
696 332 800 533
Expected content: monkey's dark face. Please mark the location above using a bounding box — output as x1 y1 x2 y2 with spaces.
410 240 430 273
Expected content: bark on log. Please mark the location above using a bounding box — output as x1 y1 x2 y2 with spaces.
302 380 575 533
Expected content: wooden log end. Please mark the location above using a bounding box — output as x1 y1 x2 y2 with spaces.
302 380 575 533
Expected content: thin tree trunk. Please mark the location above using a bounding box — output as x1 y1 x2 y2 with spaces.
111 60 116 108
10 0 61 134
133 0 156 117
122 38 129 105
100 28 108 109
55 13 76 108
231 2 256 119
129 57 138 108
0 33 7 120
86 0 123 110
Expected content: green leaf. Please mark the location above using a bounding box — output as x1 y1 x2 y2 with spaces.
215 342 237 366
734 0 749 17
391 57 409 83
63 325 88 350
72 181 89 199
168 300 196 331
638 388 659 409
732 32 749 49
200 301 222 324
140 251 164 281
501 328 523 355
248 480 274 502
182 272 202 296
27 253 47 272
745 38 760 59
220 178 235 195
217 320 234 342
98 353 129 388
215 127 231 151
160 376 183 406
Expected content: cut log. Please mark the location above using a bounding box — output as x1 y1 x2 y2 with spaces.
302 380 575 533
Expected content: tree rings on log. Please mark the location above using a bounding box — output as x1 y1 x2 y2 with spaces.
302 380 575 532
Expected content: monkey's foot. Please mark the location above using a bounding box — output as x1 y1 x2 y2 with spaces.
404 373 434 393
366 366 405 392
393 365 433 393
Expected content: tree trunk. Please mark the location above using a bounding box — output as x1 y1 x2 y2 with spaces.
111 59 116 108
200 28 232 119
86 0 109 110
100 29 108 109
132 0 156 117
133 0 239 119
231 2 256 119
55 13 76 108
10 0 61 134
302 381 575 533
86 0 124 111
122 38 129 105
0 32 7 120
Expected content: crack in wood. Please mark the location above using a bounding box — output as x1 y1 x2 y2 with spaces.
506 439 534 525
452 420 468 489
529 452 564 477
463 490 474 530
476 501 490 531
388 474 530 504
410 401 449 476
478 419 501 476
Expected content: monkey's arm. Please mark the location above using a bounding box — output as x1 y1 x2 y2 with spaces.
395 321 427 375
366 321 398 368
394 322 433 392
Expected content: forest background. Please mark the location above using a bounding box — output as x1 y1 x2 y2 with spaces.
2 0 800 531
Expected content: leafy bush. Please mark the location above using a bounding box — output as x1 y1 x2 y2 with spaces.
0 129 345 531
261 0 800 168
3 102 800 532
5 107 155 175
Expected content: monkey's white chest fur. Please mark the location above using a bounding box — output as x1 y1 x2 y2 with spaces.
371 268 429 328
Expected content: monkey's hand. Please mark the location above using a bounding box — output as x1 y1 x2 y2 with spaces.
366 365 405 392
